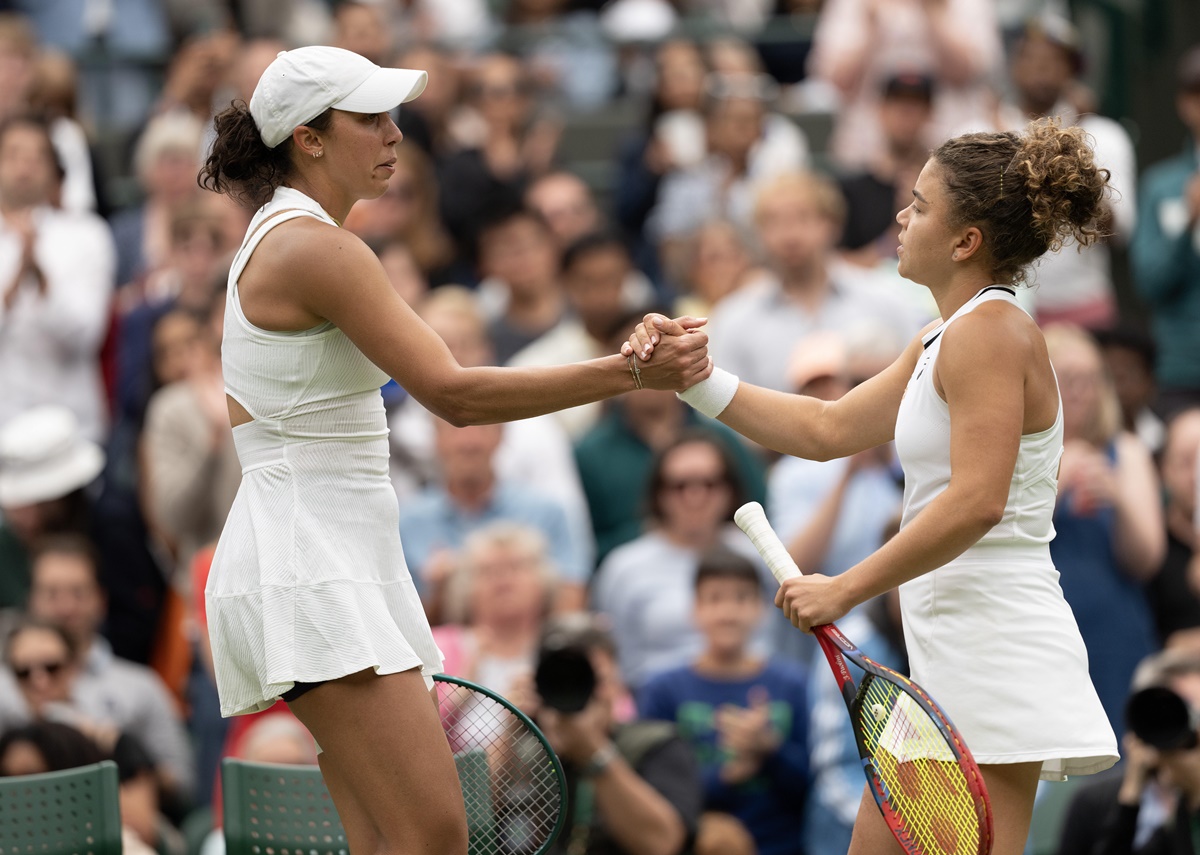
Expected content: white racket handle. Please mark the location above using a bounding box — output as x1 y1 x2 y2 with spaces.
734 501 802 584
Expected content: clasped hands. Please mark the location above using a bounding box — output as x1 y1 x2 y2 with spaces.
619 312 713 392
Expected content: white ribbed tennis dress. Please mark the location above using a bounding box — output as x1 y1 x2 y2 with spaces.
206 186 443 718
893 286 1118 781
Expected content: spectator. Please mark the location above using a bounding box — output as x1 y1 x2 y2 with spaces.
638 547 810 855
0 718 104 775
705 170 926 393
836 71 936 269
527 612 703 855
0 405 103 611
614 38 708 283
806 0 1004 171
1131 44 1200 420
590 431 775 690
439 53 561 265
391 43 462 158
1095 326 1166 457
387 286 593 547
1047 323 1166 736
0 619 82 726
1147 409 1200 651
398 417 591 623
139 286 238 588
0 719 162 855
766 330 903 662
650 71 809 283
1001 12 1137 329
332 1 392 66
510 231 649 439
0 15 97 214
525 170 603 251
1057 648 1200 855
0 113 115 440
18 534 194 801
433 523 556 697
109 110 206 292
671 219 765 319
478 206 567 363
114 199 230 428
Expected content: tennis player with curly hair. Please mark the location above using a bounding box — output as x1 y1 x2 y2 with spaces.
629 119 1121 854
198 46 710 855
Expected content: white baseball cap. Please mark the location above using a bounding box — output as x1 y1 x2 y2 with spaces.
250 46 428 149
0 406 105 507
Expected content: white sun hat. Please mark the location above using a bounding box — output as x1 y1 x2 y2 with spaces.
250 45 428 149
0 406 105 507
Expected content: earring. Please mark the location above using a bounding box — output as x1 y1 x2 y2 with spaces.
312 149 323 159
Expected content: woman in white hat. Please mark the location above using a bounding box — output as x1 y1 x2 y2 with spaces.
198 45 710 854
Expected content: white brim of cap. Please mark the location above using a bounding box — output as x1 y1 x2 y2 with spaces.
0 442 104 506
332 66 428 114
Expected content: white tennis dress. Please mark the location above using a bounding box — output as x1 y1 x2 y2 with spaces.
893 286 1118 781
206 186 443 717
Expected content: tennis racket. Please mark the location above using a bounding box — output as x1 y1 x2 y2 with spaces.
734 502 993 855
435 674 567 855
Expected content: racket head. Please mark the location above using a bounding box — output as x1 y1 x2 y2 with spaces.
820 636 993 855
434 674 567 855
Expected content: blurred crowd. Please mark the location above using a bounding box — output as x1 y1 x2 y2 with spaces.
0 1 1198 854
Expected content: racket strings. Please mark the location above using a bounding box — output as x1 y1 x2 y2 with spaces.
438 685 563 855
855 676 986 855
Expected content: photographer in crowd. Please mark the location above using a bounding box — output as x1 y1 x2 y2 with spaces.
1059 648 1200 854
524 613 703 855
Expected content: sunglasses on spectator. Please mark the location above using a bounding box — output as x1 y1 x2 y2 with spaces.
662 476 727 493
12 660 67 681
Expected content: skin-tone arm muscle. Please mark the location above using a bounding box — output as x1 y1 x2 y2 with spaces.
775 307 1032 630
626 315 935 461
1110 432 1166 580
240 221 710 426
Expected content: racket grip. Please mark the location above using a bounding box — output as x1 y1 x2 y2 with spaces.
734 502 802 584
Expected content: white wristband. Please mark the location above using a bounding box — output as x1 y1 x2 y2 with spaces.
677 367 739 419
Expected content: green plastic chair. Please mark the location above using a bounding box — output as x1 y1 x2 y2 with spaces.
223 749 497 855
221 759 347 855
0 760 123 855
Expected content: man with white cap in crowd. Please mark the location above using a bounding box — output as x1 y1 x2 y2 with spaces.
0 405 104 612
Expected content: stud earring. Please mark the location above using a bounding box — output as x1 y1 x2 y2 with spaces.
312 149 323 159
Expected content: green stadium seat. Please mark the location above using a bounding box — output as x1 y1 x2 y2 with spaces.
0 760 123 855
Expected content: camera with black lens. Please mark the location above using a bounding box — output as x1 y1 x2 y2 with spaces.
1125 685 1200 751
533 614 613 714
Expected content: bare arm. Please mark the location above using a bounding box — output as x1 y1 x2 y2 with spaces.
1110 432 1166 580
243 221 710 425
776 308 1031 629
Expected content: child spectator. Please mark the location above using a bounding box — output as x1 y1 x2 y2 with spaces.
638 547 810 855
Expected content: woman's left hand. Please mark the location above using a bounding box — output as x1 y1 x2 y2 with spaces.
773 573 852 633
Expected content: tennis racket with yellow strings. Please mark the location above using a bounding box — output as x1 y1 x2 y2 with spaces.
734 502 993 855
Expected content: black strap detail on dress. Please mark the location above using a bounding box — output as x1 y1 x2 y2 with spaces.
922 286 1015 350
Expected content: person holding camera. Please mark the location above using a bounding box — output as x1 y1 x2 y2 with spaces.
1059 648 1200 855
525 613 704 855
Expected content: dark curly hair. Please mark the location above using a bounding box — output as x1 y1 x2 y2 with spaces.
932 117 1111 285
198 101 333 210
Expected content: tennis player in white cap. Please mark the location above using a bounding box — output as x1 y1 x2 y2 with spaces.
199 46 711 854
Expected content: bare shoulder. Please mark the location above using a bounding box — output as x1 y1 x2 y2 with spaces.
940 298 1040 365
255 216 376 282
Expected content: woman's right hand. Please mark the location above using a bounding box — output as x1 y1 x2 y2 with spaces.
630 317 712 392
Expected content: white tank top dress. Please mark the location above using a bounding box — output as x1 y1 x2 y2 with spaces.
893 285 1118 781
205 186 443 717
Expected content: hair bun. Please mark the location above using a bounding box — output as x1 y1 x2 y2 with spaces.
1015 117 1110 253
